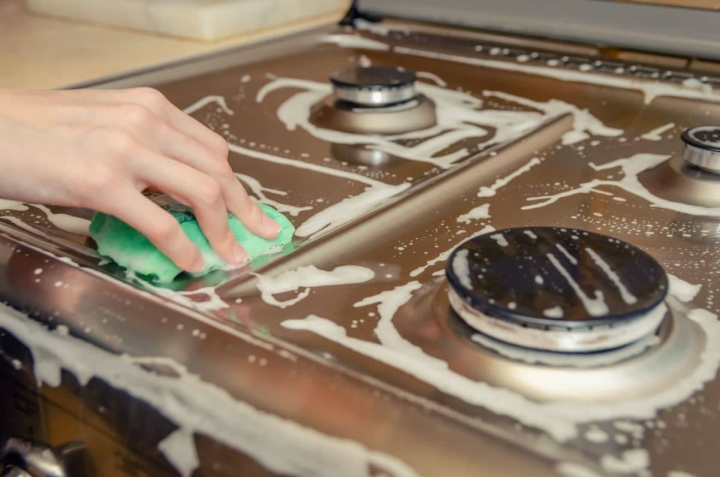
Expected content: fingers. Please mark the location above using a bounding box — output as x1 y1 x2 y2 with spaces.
109 98 280 240
223 177 280 240
98 88 282 247
110 87 229 162
98 189 205 273
136 151 247 266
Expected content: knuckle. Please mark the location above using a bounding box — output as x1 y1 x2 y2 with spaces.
195 177 223 206
213 160 236 181
121 104 155 127
129 87 168 110
210 132 229 157
79 165 115 199
96 128 138 156
150 216 181 243
242 200 264 221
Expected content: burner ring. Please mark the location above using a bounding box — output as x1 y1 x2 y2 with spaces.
449 287 668 353
330 66 418 107
681 126 720 174
446 227 668 352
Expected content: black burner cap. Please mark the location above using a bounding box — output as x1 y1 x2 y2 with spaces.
682 126 720 154
446 227 668 329
330 65 417 89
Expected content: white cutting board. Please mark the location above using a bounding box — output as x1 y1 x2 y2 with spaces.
26 0 350 41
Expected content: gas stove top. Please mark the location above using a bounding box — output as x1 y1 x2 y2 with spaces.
3 6 720 477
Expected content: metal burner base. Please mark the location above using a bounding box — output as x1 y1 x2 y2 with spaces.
638 155 720 209
309 94 436 135
448 288 667 353
418 283 707 402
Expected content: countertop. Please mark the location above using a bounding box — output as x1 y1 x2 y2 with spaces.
0 0 349 90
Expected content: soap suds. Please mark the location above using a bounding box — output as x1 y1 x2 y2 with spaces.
483 90 623 145
451 249 472 289
490 233 508 247
477 158 541 198
0 303 418 477
457 204 490 223
557 462 603 477
257 77 545 169
235 173 312 217
641 122 675 141
543 306 564 319
255 265 375 308
523 153 720 217
600 449 649 474
585 248 637 305
183 95 235 116
410 225 495 278
547 253 608 317
282 274 720 442
321 34 390 51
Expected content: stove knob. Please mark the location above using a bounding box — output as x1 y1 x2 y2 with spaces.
681 126 720 174
2 467 33 477
330 66 418 107
0 439 89 477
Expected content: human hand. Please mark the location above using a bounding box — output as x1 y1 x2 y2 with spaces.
0 87 279 273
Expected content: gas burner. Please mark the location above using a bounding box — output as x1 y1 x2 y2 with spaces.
681 126 720 174
309 65 436 136
330 65 418 107
639 126 720 208
445 227 669 353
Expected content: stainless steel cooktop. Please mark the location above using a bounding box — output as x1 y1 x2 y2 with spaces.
3 12 720 477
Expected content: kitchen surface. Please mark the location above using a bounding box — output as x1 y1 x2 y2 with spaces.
3 1 720 477
0 0 350 89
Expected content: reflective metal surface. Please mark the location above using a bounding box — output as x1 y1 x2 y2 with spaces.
1 15 720 477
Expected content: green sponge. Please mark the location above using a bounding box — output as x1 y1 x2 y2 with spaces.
89 199 294 283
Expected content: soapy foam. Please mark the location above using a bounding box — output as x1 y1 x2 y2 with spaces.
667 273 701 303
584 426 609 444
32 204 91 236
183 95 235 116
483 91 623 145
416 71 448 87
543 306 564 319
410 225 496 278
0 199 29 212
547 253 609 317
295 183 410 239
255 265 375 309
490 233 508 247
321 34 390 51
235 173 312 217
451 249 472 289
388 44 719 105
600 449 649 474
477 158 541 197
256 77 544 169
472 332 660 368
457 204 490 223
282 275 720 442
555 244 577 265
523 153 720 217
556 462 603 477
640 122 675 142
585 248 637 305
0 303 417 477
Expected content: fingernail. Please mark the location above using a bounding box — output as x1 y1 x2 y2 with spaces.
232 243 247 264
262 214 280 236
188 255 205 273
